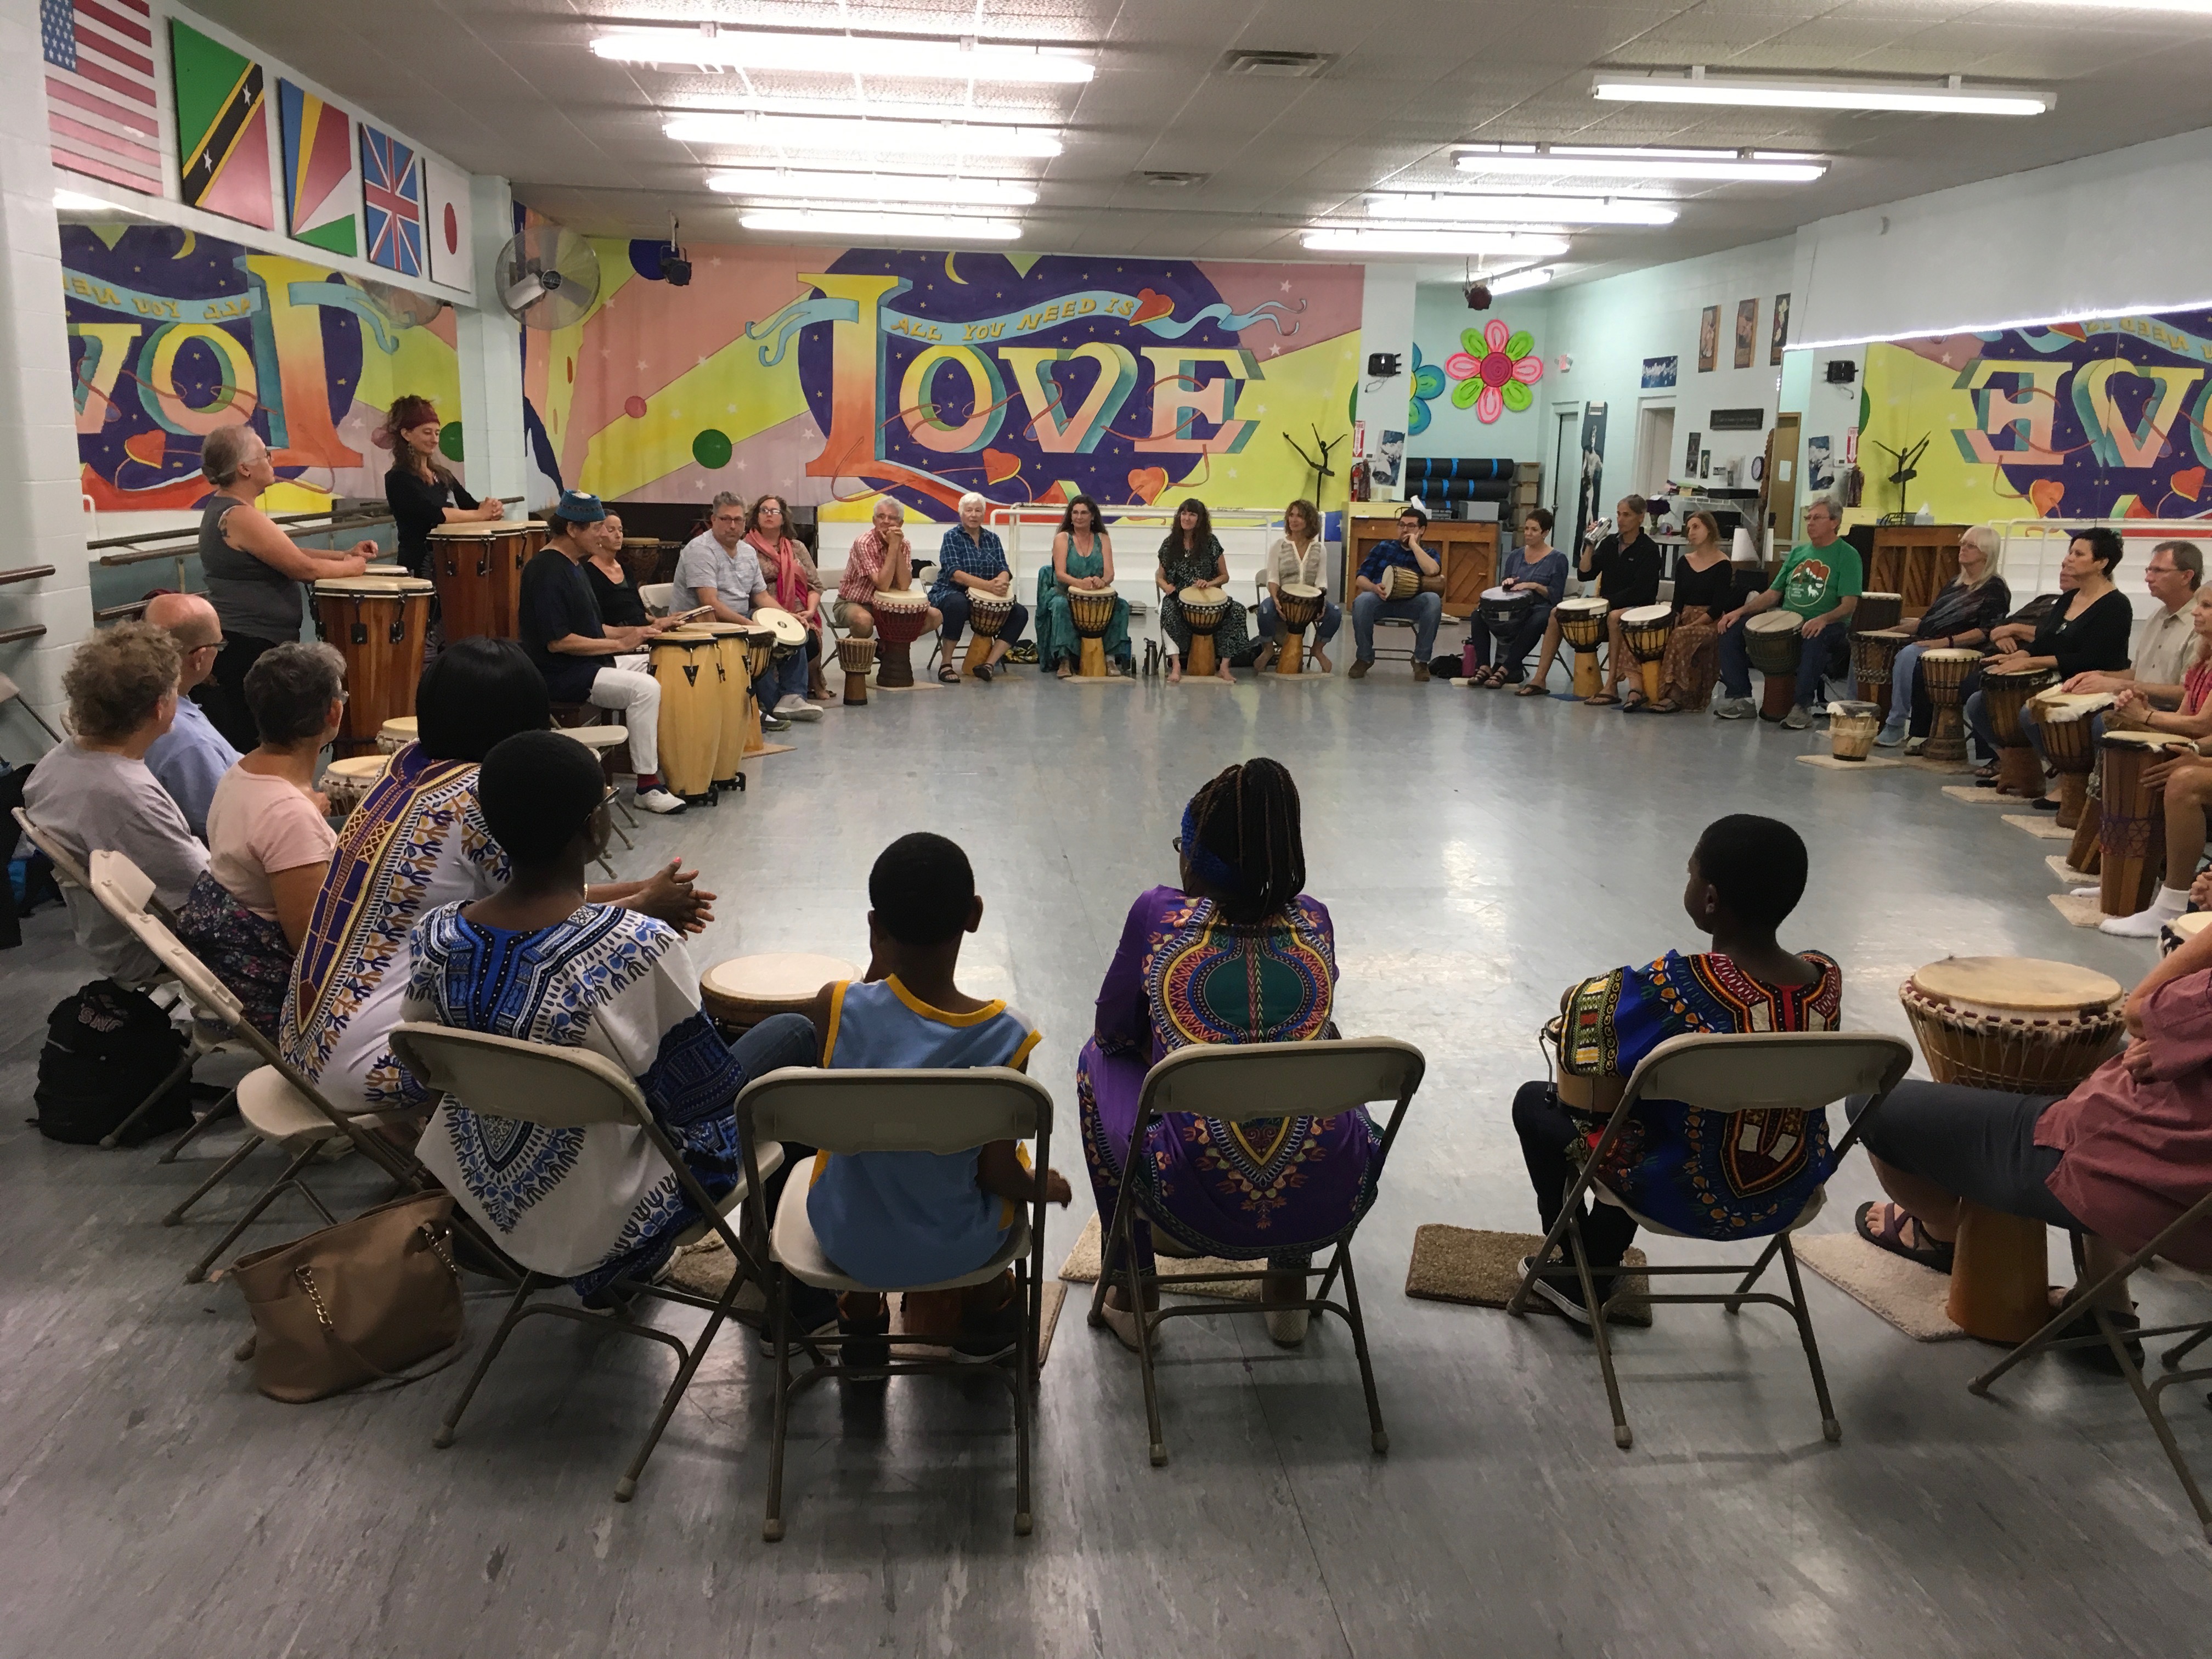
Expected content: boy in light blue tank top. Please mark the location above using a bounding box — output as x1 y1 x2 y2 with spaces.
806 833 1071 1365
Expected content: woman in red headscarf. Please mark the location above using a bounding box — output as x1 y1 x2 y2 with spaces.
382 394 504 578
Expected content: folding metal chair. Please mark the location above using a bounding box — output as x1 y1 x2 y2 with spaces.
735 1065 1053 1541
1970 1187 2212 1541
82 849 515 1284
1508 1030 1914 1449
1090 1037 1425 1466
390 1022 783 1502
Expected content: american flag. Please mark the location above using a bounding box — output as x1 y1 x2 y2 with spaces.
360 125 422 278
41 0 163 197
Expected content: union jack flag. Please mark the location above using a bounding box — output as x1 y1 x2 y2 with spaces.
359 123 422 278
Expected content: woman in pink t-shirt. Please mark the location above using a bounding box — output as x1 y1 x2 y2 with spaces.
179 642 344 1032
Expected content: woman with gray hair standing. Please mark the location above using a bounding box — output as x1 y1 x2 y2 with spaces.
195 422 376 749
1874 524 2012 748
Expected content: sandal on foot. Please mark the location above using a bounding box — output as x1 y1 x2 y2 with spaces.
975 662 994 682
2050 1299 2145 1375
1584 692 1621 707
936 664 961 684
1621 691 1648 712
1515 681 1548 697
1649 699 1680 714
1854 1201 1955 1272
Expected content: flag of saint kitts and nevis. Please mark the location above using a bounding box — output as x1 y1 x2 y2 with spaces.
168 16 273 228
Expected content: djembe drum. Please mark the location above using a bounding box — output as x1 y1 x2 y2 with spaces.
1177 585 1231 678
963 590 1015 674
1828 701 1882 761
1851 628 1910 706
648 629 721 802
1743 611 1804 721
1381 565 1422 602
319 754 390 822
1982 663 2059 795
427 521 531 641
2100 730 2192 917
1272 582 1325 678
2031 690 2114 832
1852 591 1904 635
700 953 858 1034
837 634 877 706
2163 910 2212 958
701 623 751 789
1618 603 1673 702
1901 954 2127 1341
1917 647 1982 763
312 575 433 757
1068 584 1121 678
871 587 930 690
1555 596 1610 698
376 716 417 755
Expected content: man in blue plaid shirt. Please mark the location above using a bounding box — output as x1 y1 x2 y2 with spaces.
927 492 1029 682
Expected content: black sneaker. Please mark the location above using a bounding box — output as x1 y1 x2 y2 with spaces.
757 1281 840 1356
839 1305 891 1376
951 1295 1023 1362
761 711 792 732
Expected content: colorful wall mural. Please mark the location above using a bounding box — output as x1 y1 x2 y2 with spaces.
522 244 1363 522
1860 308 2212 525
63 223 461 512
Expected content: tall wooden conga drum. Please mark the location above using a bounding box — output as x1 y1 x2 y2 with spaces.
963 590 1015 674
1917 647 1981 764
1069 585 1121 678
1743 611 1804 721
1618 603 1672 702
648 629 721 802
428 522 531 640
1851 628 1910 706
1982 663 2059 796
312 575 433 757
2031 691 2113 832
2100 730 2191 917
1555 596 1609 698
701 622 750 791
1177 585 1231 678
871 588 930 689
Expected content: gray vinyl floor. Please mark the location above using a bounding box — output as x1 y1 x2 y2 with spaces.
5 658 2211 1658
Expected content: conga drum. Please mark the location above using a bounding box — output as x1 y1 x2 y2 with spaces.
1917 647 1982 763
2030 691 2114 831
1827 701 1882 760
1555 596 1610 698
740 622 775 755
319 754 390 822
871 587 930 689
647 629 721 802
1618 602 1673 702
700 952 857 1034
1852 591 1904 635
376 716 417 755
1177 585 1231 678
700 622 751 789
1982 663 2059 796
1743 611 1804 721
311 575 433 757
963 590 1015 674
1851 628 1910 706
1381 565 1422 602
1068 585 1121 678
837 634 877 706
2100 730 2192 917
1900 956 2126 1343
2162 910 2212 958
427 522 530 641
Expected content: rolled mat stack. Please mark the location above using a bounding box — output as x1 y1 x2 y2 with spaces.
1401 458 1515 504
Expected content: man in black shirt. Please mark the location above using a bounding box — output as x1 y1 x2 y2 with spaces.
1521 493 1664 702
520 490 686 814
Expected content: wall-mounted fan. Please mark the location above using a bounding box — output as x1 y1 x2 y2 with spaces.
495 224 601 329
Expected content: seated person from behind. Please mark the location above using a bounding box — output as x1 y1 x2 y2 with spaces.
2089 585 2212 937
834 495 941 640
1713 496 1861 730
22 622 207 983
518 489 685 815
1852 902 2212 1357
1348 504 1443 682
805 832 1070 1367
1511 815 1842 1315
1520 494 1662 702
179 643 345 1034
140 592 239 839
405 731 820 1303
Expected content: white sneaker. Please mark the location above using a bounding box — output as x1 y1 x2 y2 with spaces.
2072 886 2101 899
635 787 687 815
774 695 823 722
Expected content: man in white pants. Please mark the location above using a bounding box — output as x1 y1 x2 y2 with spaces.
518 490 685 814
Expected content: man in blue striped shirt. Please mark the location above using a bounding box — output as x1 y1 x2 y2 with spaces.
927 493 1029 682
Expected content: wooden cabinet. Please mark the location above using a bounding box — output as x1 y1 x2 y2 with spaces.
1346 509 1497 618
1867 523 1966 613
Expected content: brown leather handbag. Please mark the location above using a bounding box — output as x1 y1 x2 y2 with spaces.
230 1190 466 1402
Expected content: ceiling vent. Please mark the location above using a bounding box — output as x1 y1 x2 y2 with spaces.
1217 50 1333 79
1137 170 1209 188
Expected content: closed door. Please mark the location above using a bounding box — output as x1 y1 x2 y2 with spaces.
1634 403 1676 499
1550 410 1579 527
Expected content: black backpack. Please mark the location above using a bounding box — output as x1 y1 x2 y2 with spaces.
33 979 194 1146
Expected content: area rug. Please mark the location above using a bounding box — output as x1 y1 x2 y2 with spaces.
2047 854 2092 883
2003 812 2071 840
1402 1224 1651 1326
1941 785 2012 805
1902 754 1971 775
1793 1229 1965 1341
1795 754 1901 772
1056 1212 1257 1301
2048 892 2107 927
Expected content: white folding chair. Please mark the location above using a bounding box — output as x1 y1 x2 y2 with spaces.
639 582 675 617
1508 1030 1914 1449
735 1065 1053 1541
0 670 61 744
1090 1038 1423 1466
390 1022 783 1502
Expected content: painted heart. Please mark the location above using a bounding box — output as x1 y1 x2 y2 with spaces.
123 429 167 467
1131 288 1174 325
1127 466 1169 503
2027 478 2065 517
981 447 1022 485
2175 466 2207 501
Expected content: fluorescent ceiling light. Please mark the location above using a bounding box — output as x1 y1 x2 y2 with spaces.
738 208 1020 241
1592 69 2052 117
1301 229 1570 256
593 26 1093 83
665 112 1060 157
664 93 1053 125
1367 191 1674 227
1455 144 1825 183
1488 266 1557 296
706 168 1036 206
53 188 129 213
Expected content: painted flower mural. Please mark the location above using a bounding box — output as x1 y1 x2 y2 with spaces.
1408 343 1447 435
1447 319 1543 423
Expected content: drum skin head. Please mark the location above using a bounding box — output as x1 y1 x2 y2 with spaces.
1910 956 2122 1013
1746 611 1801 635
702 953 857 1006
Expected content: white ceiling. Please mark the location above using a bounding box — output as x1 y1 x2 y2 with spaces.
184 0 2212 287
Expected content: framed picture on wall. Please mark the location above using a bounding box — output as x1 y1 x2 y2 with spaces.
1734 300 1758 370
1684 430 1702 477
1770 294 1791 365
1641 355 1678 390
1698 306 1719 373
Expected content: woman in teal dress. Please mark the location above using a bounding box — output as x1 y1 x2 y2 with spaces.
1035 495 1132 677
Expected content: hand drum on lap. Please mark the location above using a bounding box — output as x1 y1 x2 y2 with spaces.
701 952 857 1032
1272 582 1324 676
319 754 390 822
2163 911 2212 958
376 716 417 755
1899 956 2125 1092
962 590 1015 674
1381 565 1422 602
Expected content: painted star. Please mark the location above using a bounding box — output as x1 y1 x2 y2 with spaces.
1268 345 1280 356
637 359 650 371
1279 279 1293 292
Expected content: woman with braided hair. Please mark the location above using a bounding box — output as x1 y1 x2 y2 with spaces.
1077 758 1379 1352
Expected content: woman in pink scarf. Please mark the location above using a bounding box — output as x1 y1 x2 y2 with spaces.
746 494 828 703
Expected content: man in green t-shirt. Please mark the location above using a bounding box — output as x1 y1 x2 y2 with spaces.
1713 498 1863 728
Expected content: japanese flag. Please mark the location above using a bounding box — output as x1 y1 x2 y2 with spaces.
425 155 473 291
